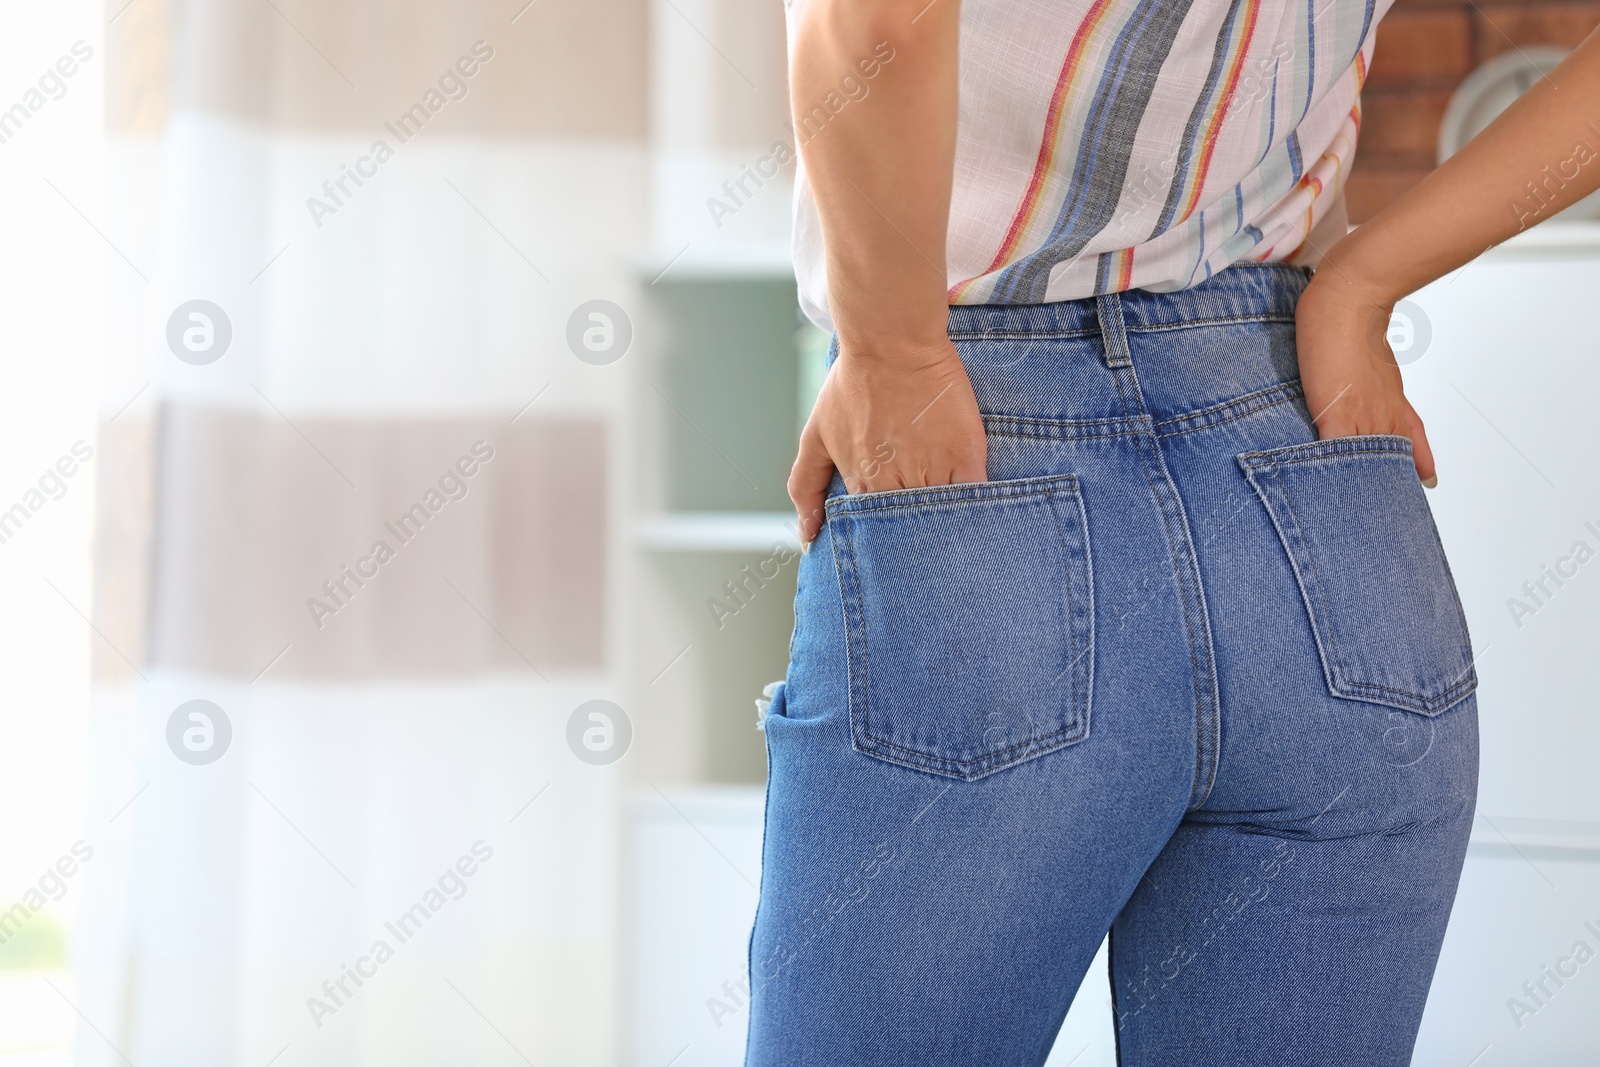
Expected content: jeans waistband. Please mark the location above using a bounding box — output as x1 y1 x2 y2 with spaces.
944 263 1311 338
823 263 1312 429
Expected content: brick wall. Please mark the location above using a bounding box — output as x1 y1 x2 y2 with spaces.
1350 0 1600 220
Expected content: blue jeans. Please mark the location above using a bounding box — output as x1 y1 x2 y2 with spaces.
746 264 1479 1066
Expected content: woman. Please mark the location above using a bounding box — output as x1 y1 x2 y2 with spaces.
748 0 1600 1061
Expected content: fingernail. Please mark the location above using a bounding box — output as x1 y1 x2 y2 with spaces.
1422 475 1438 489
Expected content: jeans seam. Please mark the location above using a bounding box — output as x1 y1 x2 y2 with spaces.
1098 293 1221 812
825 477 1077 516
829 513 874 758
855 723 1087 774
1271 447 1410 462
1056 486 1096 757
1155 382 1305 437
1109 925 1126 1067
976 384 1303 442
1124 313 1298 334
947 328 1102 340
1332 675 1479 709
1239 438 1414 465
982 418 1147 442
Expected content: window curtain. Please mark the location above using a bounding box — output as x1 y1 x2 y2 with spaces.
78 1 645 1063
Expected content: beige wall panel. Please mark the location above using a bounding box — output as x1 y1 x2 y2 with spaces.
92 415 159 680
714 0 790 148
106 0 649 137
106 0 173 134
142 404 605 679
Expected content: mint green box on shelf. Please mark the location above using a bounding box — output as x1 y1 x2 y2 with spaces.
652 276 824 513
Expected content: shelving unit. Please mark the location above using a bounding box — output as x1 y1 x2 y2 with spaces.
626 242 823 787
638 512 801 553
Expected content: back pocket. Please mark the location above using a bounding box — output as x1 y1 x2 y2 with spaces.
1237 435 1476 715
826 475 1094 780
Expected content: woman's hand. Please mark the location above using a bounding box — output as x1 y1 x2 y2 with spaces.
1294 271 1437 486
788 338 986 543
786 0 965 543
1288 22 1600 490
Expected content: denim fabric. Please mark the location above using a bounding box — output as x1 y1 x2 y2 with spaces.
746 263 1479 1067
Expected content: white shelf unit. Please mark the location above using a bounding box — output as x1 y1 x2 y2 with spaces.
638 512 801 553
637 243 797 284
624 238 811 788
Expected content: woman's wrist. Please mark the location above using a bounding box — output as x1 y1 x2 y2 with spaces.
831 301 953 365
1311 228 1407 311
828 276 951 358
1298 256 1398 373
835 332 955 369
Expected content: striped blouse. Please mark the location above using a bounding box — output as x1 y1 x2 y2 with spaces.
789 0 1386 328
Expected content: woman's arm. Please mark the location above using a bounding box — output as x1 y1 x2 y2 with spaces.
1297 23 1600 484
786 0 985 544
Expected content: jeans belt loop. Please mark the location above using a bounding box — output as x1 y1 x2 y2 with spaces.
1095 292 1134 369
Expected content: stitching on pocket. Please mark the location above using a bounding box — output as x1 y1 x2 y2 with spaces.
826 474 1079 515
1272 471 1455 707
831 475 1094 779
1238 434 1413 468
1239 440 1477 716
1050 484 1096 740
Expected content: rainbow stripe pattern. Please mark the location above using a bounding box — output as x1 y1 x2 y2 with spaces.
791 0 1391 327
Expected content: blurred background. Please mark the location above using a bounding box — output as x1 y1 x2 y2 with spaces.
0 0 1597 1064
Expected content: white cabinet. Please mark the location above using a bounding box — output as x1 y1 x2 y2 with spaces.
1403 223 1600 1065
